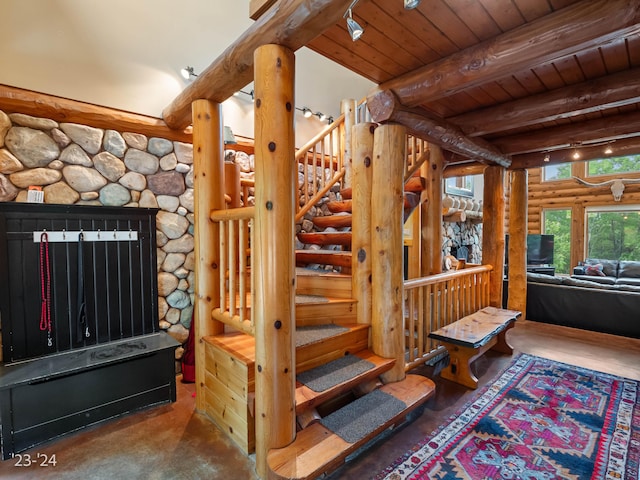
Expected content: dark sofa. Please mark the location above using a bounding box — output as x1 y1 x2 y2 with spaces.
571 258 640 286
526 272 640 339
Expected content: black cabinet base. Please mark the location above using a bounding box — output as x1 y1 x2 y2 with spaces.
0 333 178 460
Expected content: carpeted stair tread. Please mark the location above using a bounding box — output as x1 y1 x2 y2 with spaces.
295 350 395 414
268 374 436 480
320 389 406 443
296 324 349 348
297 354 374 393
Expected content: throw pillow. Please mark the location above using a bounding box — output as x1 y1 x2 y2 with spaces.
585 263 606 277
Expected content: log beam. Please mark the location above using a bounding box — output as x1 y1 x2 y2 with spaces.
422 145 444 276
351 123 375 326
253 44 296 478
192 100 225 412
162 0 355 130
450 68 640 137
371 123 406 383
493 110 640 155
0 84 192 142
482 166 505 308
373 0 640 108
507 170 528 315
367 89 511 167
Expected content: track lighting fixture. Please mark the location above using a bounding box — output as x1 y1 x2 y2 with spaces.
404 0 421 8
572 149 581 160
180 66 197 79
604 144 613 155
316 112 327 122
343 1 364 41
543 153 550 162
302 107 313 118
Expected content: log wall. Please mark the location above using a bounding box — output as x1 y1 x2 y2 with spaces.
506 161 640 269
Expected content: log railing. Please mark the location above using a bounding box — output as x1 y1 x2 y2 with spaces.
405 134 430 182
403 265 492 371
295 113 347 222
210 206 256 335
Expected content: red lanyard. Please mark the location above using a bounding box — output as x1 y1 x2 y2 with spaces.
39 232 52 346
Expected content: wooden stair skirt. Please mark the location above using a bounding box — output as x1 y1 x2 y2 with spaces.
201 320 367 454
268 374 436 480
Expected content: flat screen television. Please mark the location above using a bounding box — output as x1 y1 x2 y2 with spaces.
505 234 554 266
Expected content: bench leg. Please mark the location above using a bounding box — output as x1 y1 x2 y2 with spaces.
490 322 515 355
439 338 496 390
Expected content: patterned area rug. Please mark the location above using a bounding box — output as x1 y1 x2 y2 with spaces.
377 353 640 480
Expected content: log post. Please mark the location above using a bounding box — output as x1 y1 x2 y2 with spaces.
225 161 242 208
371 123 406 383
253 44 296 479
507 169 528 314
351 123 376 325
483 165 506 307
422 144 444 275
571 203 586 270
341 98 357 188
192 100 225 412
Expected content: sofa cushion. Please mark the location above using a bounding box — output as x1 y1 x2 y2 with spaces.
585 258 619 277
616 277 640 287
569 274 617 286
618 261 640 279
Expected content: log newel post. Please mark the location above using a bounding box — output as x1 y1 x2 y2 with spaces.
253 44 296 479
483 165 506 307
422 144 444 276
341 98 357 188
507 169 528 314
371 123 406 383
351 123 376 325
192 100 225 413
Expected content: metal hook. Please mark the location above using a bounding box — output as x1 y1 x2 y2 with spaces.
129 229 132 239
97 229 101 239
113 229 117 239
62 228 66 240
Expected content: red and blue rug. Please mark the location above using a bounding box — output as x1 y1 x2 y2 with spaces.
377 353 640 479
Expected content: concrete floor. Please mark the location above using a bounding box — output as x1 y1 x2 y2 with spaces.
1 319 639 479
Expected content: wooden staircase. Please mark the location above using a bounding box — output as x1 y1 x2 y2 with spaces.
296 173 427 272
202 270 435 479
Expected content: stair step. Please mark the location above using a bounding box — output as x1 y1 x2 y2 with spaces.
312 213 352 228
296 268 352 299
267 374 436 480
296 298 356 326
296 249 352 267
326 200 352 213
295 350 394 414
404 175 426 193
297 232 352 246
296 323 368 373
339 187 352 200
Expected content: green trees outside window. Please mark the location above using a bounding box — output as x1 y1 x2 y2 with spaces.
543 209 571 274
587 210 640 261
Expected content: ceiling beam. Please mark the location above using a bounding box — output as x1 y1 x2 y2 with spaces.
374 0 640 108
367 89 511 167
162 0 354 130
448 68 640 137
510 136 640 170
493 110 640 155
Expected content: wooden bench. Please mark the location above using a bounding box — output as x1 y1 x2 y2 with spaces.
428 306 521 389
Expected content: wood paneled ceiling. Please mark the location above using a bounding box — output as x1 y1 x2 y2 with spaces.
306 0 640 169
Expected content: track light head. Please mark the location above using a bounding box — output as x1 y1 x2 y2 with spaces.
180 66 197 79
346 9 364 41
404 0 421 9
302 107 313 118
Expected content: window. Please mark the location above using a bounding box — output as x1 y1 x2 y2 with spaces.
588 154 640 177
543 209 571 274
444 175 474 197
586 208 640 261
542 162 571 181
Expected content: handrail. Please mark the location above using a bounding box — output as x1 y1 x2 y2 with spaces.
210 206 255 335
403 265 493 371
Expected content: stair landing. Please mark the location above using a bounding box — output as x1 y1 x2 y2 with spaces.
267 374 436 480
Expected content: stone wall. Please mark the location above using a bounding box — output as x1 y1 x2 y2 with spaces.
442 217 483 264
0 109 202 359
